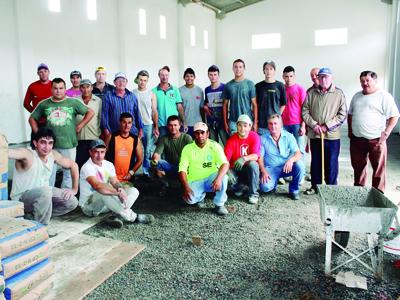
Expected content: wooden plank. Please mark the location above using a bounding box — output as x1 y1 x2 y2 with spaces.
45 234 145 300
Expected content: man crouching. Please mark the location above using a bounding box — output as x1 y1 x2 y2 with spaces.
79 139 154 228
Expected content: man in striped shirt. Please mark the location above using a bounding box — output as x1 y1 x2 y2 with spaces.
102 72 143 145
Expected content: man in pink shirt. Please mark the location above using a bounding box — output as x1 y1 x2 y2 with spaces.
66 70 82 97
224 114 260 204
282 66 306 153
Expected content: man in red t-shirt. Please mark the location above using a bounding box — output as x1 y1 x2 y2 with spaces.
224 114 260 204
24 63 52 113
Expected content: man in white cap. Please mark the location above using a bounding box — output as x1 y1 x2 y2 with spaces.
79 139 154 228
224 114 261 204
179 122 229 215
102 72 143 145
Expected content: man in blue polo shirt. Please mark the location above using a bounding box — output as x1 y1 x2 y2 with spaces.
258 114 304 200
153 66 186 136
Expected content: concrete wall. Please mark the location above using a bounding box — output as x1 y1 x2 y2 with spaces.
0 0 215 143
216 0 392 104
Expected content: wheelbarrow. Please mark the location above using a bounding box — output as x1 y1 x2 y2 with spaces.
318 185 399 279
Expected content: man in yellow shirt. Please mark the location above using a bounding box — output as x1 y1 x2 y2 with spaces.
179 122 229 215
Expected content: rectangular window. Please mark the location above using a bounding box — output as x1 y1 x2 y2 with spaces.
139 8 147 35
315 28 348 46
160 15 166 39
190 25 196 47
203 30 209 49
48 0 60 12
251 33 281 49
87 0 97 20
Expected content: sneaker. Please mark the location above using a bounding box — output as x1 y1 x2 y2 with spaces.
304 187 317 195
234 185 248 197
215 206 228 216
105 215 123 228
305 174 312 182
195 201 206 208
278 178 286 185
135 214 155 224
289 193 300 201
248 196 259 204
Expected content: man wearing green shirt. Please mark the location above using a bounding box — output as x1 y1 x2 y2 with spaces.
179 122 229 216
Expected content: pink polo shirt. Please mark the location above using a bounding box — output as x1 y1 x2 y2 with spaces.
282 83 306 126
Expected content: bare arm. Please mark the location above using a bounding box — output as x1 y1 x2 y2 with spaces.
29 116 39 133
87 176 120 196
76 108 94 133
380 116 399 143
279 105 286 114
179 171 193 202
8 148 33 171
283 150 302 174
223 100 229 133
258 156 270 184
251 97 258 132
151 93 159 137
132 139 144 173
177 103 186 125
53 150 79 194
347 114 353 138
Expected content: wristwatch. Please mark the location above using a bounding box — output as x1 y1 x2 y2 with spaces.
129 170 135 176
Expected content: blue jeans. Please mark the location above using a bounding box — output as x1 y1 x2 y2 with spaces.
157 160 178 176
284 124 305 152
186 172 228 207
260 161 305 195
159 126 168 137
207 120 229 145
230 161 260 197
229 121 237 135
142 124 155 175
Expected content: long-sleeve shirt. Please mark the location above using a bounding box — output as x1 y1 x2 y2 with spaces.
302 84 347 140
101 89 143 135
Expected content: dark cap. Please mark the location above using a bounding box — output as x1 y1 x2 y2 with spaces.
80 79 92 86
37 63 49 71
134 70 150 84
70 70 82 78
90 139 106 149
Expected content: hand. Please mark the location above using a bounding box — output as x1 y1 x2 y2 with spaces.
122 173 132 181
312 125 322 135
212 177 223 192
75 124 83 133
320 124 328 133
234 157 246 171
153 128 160 138
379 131 389 144
224 122 230 134
253 123 258 133
138 129 143 139
62 189 76 201
283 159 294 173
260 169 271 184
182 186 194 203
299 124 306 136
203 105 212 117
117 188 128 207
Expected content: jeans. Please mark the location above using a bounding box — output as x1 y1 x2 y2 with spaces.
50 147 76 189
257 127 269 136
20 186 78 225
207 120 229 146
229 121 237 135
284 124 305 153
260 161 305 195
186 172 228 207
81 187 139 222
142 124 155 175
230 161 260 197
159 126 168 137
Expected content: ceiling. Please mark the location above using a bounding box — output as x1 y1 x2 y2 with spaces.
178 0 265 19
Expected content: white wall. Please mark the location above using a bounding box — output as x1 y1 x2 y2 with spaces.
216 0 392 103
0 0 215 143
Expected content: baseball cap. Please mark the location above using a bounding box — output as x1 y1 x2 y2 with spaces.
114 72 128 81
80 79 92 86
237 114 253 125
95 66 106 73
134 70 149 84
263 60 276 70
194 122 208 132
90 139 106 149
70 70 82 78
318 67 333 76
37 63 49 71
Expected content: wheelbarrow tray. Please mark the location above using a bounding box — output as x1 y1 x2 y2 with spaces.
318 185 398 236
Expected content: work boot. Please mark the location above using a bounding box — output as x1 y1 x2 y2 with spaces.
105 215 123 228
135 214 155 224
215 206 228 216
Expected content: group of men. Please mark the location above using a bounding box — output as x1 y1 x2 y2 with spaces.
9 59 399 229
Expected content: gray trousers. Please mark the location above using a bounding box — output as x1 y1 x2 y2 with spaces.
20 186 78 225
231 160 260 197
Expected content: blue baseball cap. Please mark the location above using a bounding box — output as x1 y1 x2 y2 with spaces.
318 67 332 76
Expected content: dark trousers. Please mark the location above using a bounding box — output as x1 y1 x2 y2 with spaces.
310 138 340 189
76 140 94 169
350 136 386 192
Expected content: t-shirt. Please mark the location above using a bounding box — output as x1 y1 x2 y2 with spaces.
31 97 89 149
224 131 260 169
260 130 299 168
204 83 225 122
179 139 228 182
349 89 400 139
222 79 256 122
66 88 82 98
107 134 138 182
79 158 116 207
10 150 54 200
179 85 204 127
154 133 192 166
23 80 52 113
77 95 102 140
153 85 182 127
133 89 154 126
255 80 287 128
282 83 306 126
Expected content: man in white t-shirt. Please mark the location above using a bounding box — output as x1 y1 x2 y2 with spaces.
79 139 154 228
348 70 399 193
133 70 159 177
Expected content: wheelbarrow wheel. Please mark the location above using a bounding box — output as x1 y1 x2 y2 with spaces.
333 231 350 252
